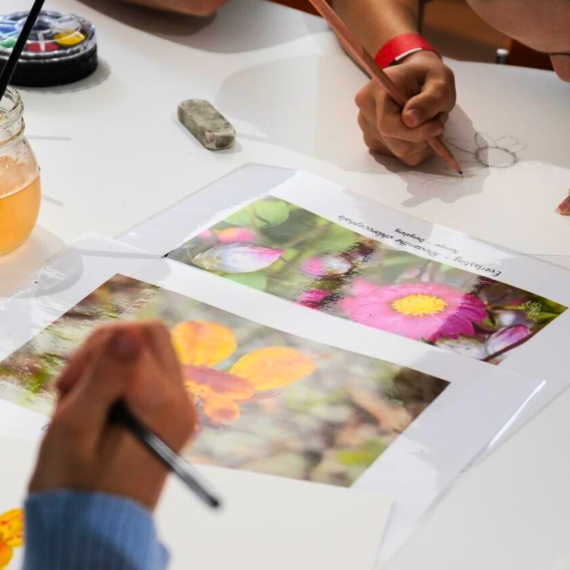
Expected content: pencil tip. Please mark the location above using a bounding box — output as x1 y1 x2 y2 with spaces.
459 170 464 176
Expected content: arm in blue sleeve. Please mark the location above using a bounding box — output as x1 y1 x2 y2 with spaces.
23 490 170 570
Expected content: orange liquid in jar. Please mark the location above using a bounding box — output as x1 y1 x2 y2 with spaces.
0 157 41 255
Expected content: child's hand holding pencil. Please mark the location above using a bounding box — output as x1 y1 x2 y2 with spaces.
355 50 457 167
309 0 461 173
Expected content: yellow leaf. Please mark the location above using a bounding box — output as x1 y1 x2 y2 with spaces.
230 347 315 390
0 509 22 544
171 321 236 367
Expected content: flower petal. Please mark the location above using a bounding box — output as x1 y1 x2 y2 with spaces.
298 289 329 309
300 256 352 277
340 282 487 343
486 325 532 356
202 392 241 423
230 347 316 390
475 132 496 149
0 509 23 544
171 321 237 367
494 137 527 154
0 541 13 567
216 227 257 243
352 279 381 297
445 137 477 154
184 366 255 400
192 243 282 273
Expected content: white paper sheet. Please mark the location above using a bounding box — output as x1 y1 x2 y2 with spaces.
362 61 570 257
0 430 393 570
120 165 570 444
0 234 540 560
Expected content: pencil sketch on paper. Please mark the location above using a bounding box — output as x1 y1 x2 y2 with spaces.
446 132 527 172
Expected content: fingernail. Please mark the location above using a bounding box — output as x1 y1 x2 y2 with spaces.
406 109 422 127
110 331 140 360
556 194 570 216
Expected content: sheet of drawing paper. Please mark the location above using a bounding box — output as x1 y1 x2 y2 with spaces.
0 234 540 560
358 60 570 257
0 431 393 570
120 165 570 440
160 469 393 570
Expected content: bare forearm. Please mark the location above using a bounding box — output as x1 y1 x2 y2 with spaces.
333 0 421 55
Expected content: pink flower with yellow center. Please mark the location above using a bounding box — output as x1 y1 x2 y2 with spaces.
339 280 488 342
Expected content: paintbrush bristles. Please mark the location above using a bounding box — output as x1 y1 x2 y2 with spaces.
308 0 462 175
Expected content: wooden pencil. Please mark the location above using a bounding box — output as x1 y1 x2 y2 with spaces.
308 0 463 175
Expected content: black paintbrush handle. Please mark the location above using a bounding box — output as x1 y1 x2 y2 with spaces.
110 401 221 510
0 0 47 101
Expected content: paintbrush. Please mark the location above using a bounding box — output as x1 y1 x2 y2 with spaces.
0 0 46 102
308 0 463 175
110 401 222 509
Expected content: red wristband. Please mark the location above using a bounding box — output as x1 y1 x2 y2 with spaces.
375 34 439 69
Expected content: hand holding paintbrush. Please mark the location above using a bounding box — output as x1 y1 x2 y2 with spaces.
308 0 462 174
29 322 221 511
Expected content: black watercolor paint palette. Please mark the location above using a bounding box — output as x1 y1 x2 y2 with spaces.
0 11 98 87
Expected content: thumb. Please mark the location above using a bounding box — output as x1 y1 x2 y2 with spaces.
402 84 451 128
55 329 142 447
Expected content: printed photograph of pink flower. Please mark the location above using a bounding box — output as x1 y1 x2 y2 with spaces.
167 197 567 363
0 275 449 487
339 281 488 342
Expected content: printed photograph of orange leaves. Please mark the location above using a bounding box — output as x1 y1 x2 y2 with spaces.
0 275 449 486
167 197 567 364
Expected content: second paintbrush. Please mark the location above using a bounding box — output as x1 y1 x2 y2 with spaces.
308 0 463 175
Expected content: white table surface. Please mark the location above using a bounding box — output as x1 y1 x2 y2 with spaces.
2 1 570 569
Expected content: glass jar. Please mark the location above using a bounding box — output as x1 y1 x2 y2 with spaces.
0 87 41 256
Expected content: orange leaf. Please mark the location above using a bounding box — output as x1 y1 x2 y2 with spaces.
171 321 236 367
203 392 241 423
0 541 12 567
230 347 315 390
184 366 255 400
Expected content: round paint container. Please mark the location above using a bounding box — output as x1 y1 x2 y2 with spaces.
0 11 98 87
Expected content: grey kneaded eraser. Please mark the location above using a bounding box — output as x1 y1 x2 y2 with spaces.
178 99 236 151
